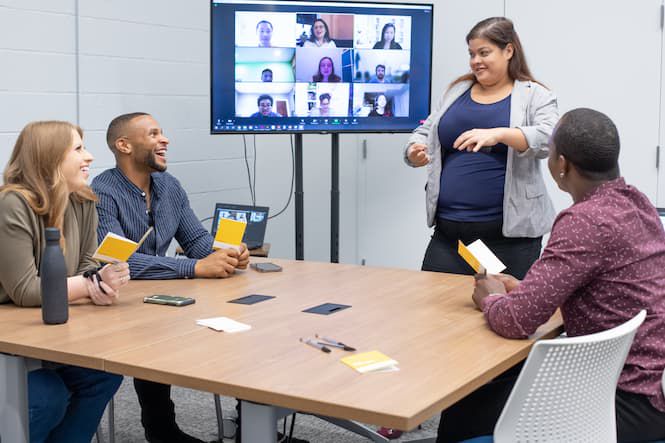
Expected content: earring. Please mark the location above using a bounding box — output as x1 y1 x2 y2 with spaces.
559 172 564 179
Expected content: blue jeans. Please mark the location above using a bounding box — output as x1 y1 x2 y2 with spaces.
28 365 122 443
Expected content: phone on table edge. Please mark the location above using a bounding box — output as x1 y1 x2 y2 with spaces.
250 262 283 273
143 295 195 306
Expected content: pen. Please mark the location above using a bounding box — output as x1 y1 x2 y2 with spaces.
300 337 331 353
315 334 356 352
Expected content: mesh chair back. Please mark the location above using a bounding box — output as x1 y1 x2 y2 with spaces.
494 310 647 443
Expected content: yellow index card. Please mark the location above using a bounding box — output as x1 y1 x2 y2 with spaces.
213 217 247 251
458 239 506 275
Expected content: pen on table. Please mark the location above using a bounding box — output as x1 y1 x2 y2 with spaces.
300 337 331 353
315 334 356 352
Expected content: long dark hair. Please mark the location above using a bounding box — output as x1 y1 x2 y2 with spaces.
377 23 396 47
309 18 331 43
451 17 538 87
312 57 340 82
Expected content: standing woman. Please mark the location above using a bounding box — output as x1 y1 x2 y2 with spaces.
0 121 130 443
303 18 337 48
405 17 558 279
373 23 402 49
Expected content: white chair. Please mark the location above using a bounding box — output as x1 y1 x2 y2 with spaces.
492 310 646 443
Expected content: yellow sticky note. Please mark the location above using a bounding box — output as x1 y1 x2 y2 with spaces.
341 350 399 373
214 218 247 250
458 240 481 273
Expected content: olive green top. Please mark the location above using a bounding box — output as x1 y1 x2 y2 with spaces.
0 191 99 307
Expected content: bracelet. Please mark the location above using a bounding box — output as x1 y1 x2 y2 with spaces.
83 266 107 295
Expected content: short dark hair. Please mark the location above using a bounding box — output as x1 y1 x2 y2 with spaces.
319 93 331 102
256 20 273 30
257 94 273 106
376 64 386 72
262 68 272 75
106 112 150 151
552 108 620 180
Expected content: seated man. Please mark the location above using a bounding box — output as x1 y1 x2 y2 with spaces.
250 94 281 118
261 68 273 82
92 112 250 443
369 64 391 83
438 108 665 442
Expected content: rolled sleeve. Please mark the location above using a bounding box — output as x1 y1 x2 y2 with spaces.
516 87 559 160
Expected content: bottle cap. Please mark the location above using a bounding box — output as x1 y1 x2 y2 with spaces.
45 227 61 241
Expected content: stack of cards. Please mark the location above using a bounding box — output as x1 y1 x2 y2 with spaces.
196 317 251 333
457 239 506 274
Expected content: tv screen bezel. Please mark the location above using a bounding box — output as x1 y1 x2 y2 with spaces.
210 0 434 135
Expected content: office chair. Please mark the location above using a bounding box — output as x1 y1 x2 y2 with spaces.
407 310 647 443
492 310 646 443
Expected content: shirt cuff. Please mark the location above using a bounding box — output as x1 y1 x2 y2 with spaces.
177 258 197 279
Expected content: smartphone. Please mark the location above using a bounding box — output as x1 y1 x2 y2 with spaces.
250 262 282 273
143 295 195 306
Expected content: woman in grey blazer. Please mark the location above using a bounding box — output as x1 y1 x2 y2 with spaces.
405 17 558 279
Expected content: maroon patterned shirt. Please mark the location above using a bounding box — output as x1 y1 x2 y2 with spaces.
481 178 665 412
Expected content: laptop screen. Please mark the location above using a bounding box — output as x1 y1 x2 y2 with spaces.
211 203 269 249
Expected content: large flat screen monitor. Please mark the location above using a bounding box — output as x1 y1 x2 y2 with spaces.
211 0 434 134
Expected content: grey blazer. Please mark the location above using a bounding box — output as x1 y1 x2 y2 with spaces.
405 79 558 238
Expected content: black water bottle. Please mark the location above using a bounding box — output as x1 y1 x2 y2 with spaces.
40 227 68 324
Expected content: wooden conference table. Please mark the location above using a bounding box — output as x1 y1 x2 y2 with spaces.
0 259 562 442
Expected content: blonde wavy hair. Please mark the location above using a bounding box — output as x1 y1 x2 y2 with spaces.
1 121 96 237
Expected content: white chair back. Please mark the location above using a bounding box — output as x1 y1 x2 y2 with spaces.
494 310 647 443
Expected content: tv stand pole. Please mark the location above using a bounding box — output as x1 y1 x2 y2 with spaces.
293 133 340 264
295 134 304 260
330 134 339 263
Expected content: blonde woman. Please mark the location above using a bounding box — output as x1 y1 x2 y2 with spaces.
0 121 129 443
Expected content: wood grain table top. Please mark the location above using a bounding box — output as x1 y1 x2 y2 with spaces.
0 259 562 429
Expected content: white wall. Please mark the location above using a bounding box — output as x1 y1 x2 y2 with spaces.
1 0 664 271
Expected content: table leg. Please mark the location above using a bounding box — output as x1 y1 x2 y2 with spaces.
0 353 29 443
241 401 293 443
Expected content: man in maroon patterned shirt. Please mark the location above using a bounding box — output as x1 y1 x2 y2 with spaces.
437 108 665 442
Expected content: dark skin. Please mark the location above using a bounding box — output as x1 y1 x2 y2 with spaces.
472 124 618 310
112 115 250 278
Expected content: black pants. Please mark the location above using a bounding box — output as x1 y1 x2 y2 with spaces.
422 218 542 279
134 378 178 436
436 364 665 442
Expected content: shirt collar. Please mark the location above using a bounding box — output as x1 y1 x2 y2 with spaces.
110 167 167 199
579 177 626 203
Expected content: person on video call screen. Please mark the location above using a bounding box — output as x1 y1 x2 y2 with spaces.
256 20 273 47
250 94 281 117
370 64 391 83
303 18 337 48
373 23 402 50
312 56 341 82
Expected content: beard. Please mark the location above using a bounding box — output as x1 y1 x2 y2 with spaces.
144 150 167 172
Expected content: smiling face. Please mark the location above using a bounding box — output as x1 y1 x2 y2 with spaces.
125 115 169 173
313 20 326 41
258 98 273 115
61 129 94 193
319 57 333 77
257 22 273 47
468 37 513 86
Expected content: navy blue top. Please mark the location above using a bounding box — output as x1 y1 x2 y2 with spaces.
92 168 214 279
437 88 510 222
